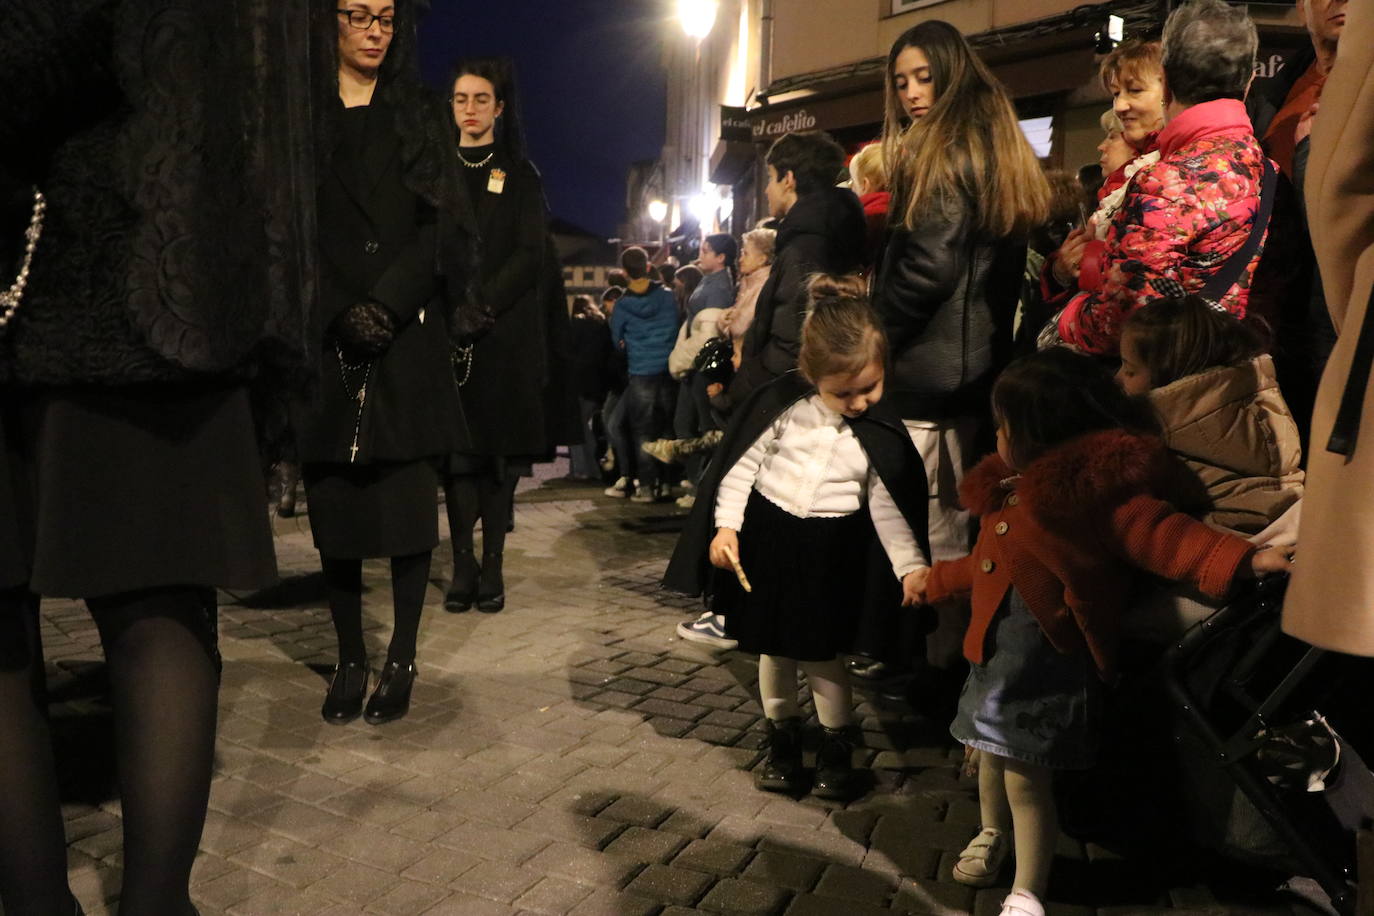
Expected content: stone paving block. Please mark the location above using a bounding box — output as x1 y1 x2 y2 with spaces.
302 861 401 906
433 786 540 827
419 891 520 915
194 866 291 910
598 796 674 828
447 860 543 903
512 875 598 915
488 770 566 803
743 848 827 893
516 805 625 849
523 841 643 889
565 885 661 916
224 886 339 915
672 837 756 874
540 784 619 817
697 876 793 915
600 825 689 864
227 833 348 888
624 862 715 906
755 798 830 830
645 715 696 738
756 824 868 868
401 848 483 886
687 723 744 745
432 820 552 865
812 862 897 906
249 799 358 846
362 877 453 915
319 826 430 872
785 893 893 916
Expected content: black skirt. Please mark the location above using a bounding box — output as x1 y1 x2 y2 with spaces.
11 384 276 598
303 458 439 559
717 489 871 662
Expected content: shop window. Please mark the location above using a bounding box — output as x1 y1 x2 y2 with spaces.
1019 115 1054 159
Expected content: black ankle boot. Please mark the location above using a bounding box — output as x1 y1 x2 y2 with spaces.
477 552 504 612
321 660 369 724
364 660 416 725
812 725 861 800
444 548 479 612
756 717 804 792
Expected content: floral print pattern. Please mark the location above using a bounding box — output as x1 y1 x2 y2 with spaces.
1058 106 1269 355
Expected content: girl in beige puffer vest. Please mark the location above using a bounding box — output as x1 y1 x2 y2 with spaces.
1115 294 1304 536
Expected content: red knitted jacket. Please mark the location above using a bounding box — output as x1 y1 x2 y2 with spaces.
926 429 1255 681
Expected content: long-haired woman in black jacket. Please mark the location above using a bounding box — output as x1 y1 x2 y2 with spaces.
298 0 474 728
441 57 573 614
854 20 1050 727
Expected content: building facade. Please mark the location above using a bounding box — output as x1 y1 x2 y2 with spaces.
638 0 1306 249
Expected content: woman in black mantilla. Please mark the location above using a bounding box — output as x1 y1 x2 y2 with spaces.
299 0 474 726
0 2 313 913
442 57 573 613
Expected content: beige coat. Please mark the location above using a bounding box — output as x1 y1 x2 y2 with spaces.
1150 355 1304 535
1282 6 1374 655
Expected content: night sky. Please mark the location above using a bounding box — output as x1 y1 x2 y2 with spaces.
418 1 669 238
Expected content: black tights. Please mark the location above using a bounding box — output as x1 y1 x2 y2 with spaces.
322 551 431 667
0 585 218 916
443 472 517 559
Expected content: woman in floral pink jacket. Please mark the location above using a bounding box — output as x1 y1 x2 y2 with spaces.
1056 0 1271 356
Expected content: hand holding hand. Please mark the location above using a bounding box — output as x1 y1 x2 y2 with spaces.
709 529 740 571
1250 546 1295 577
901 566 930 607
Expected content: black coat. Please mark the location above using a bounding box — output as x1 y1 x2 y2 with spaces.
663 371 932 600
296 100 467 465
569 316 615 401
872 194 1025 420
727 188 866 407
458 148 571 456
1 0 315 387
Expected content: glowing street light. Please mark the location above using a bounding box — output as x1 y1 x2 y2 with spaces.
688 192 714 223
677 0 718 39
647 199 669 223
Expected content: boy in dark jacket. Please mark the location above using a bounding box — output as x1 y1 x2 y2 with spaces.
720 131 865 414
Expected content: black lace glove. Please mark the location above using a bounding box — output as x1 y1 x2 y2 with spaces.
331 300 398 360
453 301 496 344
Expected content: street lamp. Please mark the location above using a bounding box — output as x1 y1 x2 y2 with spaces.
647 199 669 224
677 0 718 39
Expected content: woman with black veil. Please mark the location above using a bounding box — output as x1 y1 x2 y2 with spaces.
298 0 477 727
441 57 573 614
0 2 315 912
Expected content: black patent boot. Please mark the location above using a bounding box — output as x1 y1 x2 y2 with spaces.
321 661 370 725
476 552 504 612
444 548 479 612
755 717 804 793
811 725 861 800
364 661 416 725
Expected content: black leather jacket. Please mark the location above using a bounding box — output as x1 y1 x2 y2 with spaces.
873 194 1025 420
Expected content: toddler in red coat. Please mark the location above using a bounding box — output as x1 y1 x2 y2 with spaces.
915 348 1292 916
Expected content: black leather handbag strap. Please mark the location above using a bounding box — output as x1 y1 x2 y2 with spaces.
1202 158 1277 305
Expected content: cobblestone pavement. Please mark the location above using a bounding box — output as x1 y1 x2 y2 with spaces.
30 463 1336 916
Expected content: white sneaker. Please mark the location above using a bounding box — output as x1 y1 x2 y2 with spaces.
675 493 695 509
999 889 1044 916
953 827 1009 886
603 476 631 498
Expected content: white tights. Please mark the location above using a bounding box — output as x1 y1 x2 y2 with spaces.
977 751 1058 898
758 654 852 728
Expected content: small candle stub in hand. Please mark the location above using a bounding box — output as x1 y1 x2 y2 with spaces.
724 547 752 593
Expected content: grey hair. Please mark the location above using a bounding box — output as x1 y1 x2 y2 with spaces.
1099 109 1124 135
1161 0 1258 106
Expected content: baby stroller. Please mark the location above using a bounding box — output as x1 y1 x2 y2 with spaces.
1062 574 1372 913
1156 574 1371 913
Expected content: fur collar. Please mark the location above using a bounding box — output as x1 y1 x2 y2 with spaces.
959 429 1178 529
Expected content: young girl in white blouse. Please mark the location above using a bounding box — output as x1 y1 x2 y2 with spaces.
666 275 931 800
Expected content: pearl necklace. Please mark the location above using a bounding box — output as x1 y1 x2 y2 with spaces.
0 189 47 332
458 149 494 169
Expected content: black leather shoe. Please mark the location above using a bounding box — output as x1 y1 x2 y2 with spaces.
812 725 862 800
364 661 416 725
755 717 804 793
321 661 369 725
444 548 479 613
476 552 504 612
